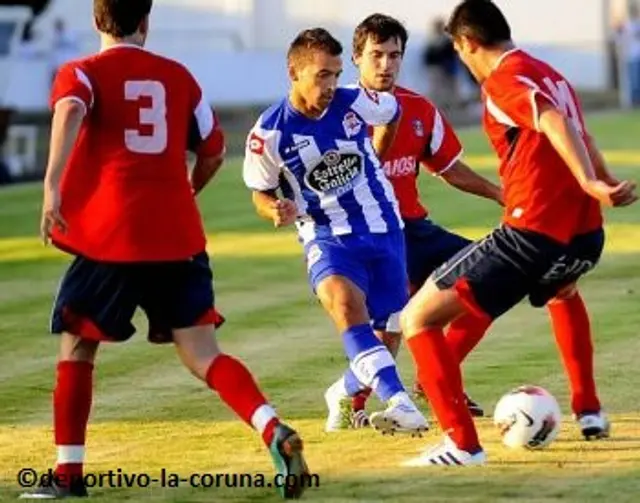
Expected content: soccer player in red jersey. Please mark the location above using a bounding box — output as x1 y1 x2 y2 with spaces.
22 1 308 499
399 0 637 467
323 13 503 431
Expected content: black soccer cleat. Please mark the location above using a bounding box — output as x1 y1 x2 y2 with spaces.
414 380 485 417
19 476 88 499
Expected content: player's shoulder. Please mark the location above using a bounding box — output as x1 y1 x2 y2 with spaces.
490 49 565 88
394 85 436 113
254 99 288 131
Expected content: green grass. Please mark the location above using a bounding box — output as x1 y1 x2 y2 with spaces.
0 110 640 502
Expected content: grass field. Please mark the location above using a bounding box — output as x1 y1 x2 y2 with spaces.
1 110 640 502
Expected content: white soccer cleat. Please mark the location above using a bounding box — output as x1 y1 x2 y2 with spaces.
324 379 352 432
577 411 610 440
369 392 429 436
401 435 487 467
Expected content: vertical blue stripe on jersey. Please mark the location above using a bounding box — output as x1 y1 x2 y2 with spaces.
278 126 331 230
363 140 401 231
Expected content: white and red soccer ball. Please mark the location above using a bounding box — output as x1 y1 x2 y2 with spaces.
493 385 562 449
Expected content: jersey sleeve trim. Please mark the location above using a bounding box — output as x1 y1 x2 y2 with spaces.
431 149 463 176
54 96 88 116
514 75 556 132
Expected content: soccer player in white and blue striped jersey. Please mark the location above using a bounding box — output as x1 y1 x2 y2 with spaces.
243 28 428 435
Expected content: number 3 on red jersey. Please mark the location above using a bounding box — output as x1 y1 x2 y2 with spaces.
124 80 168 154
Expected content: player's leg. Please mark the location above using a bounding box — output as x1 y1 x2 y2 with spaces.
404 219 489 416
532 228 609 440
20 257 138 499
357 231 428 435
140 251 308 499
308 235 426 435
399 226 537 466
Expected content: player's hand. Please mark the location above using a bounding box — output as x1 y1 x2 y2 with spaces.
40 186 67 245
271 199 297 227
582 179 638 207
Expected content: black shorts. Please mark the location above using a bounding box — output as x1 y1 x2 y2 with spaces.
50 251 224 344
403 218 471 290
431 225 605 320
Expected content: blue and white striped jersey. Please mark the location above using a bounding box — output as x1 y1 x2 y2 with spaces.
242 86 403 243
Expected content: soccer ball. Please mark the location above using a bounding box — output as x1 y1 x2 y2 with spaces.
493 385 562 449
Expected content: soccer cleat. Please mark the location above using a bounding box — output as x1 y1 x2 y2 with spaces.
401 435 487 467
577 411 610 440
324 381 352 431
268 423 310 499
413 381 484 417
369 392 429 436
350 408 370 429
18 476 88 499
465 394 485 417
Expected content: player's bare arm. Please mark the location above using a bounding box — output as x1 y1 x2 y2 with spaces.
41 99 85 244
191 151 225 196
538 104 637 207
439 160 503 205
585 134 638 205
252 190 297 228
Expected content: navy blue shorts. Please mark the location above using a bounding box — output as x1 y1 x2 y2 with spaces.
432 225 605 320
403 218 471 290
304 231 409 331
50 251 224 344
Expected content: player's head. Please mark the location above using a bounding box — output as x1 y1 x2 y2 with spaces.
93 0 153 43
287 28 343 114
352 14 408 92
446 0 513 82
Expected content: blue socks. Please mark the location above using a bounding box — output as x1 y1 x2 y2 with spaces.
342 323 404 402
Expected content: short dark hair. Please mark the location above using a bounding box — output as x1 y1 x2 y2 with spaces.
445 0 511 47
94 0 153 38
287 28 343 67
353 14 408 57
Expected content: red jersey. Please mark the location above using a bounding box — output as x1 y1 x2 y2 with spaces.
482 49 602 244
379 86 463 219
49 44 224 262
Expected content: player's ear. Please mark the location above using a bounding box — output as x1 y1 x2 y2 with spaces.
288 62 298 82
139 15 149 38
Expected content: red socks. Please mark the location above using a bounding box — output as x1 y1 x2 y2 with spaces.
205 354 279 445
445 313 492 364
352 388 372 411
54 361 93 483
548 293 601 414
406 329 480 453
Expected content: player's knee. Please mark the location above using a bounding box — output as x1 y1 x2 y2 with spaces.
549 283 579 304
318 285 367 328
173 325 221 380
59 332 99 362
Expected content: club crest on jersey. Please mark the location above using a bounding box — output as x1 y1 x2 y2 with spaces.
304 149 363 196
412 119 424 137
342 111 362 138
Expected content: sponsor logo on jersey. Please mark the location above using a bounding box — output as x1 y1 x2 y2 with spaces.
342 111 363 138
284 139 311 155
248 132 265 155
305 149 363 196
382 156 417 177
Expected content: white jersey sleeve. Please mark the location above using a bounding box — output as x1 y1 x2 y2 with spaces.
350 88 400 126
242 120 284 191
